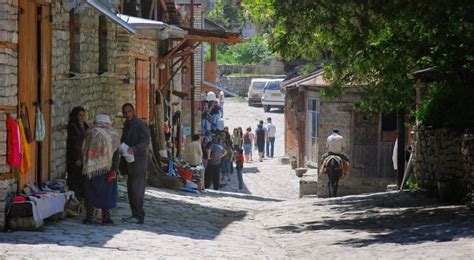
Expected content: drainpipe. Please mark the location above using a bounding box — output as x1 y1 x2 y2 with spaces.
190 0 195 135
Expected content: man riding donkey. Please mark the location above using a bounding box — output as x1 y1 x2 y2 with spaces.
319 129 350 196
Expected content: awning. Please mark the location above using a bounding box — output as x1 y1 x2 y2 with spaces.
86 0 137 33
86 0 188 39
117 14 188 39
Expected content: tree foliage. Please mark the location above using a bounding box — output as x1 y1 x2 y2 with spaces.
205 36 273 65
243 0 474 126
206 0 244 31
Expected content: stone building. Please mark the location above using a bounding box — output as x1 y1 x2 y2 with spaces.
0 0 243 229
283 70 397 197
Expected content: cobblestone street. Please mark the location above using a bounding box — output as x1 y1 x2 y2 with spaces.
0 99 473 259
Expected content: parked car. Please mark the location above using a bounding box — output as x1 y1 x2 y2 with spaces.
247 78 271 106
261 79 285 112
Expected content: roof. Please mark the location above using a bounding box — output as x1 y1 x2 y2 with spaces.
282 69 327 89
204 18 227 31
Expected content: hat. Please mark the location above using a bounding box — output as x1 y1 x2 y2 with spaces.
95 114 112 124
332 128 340 134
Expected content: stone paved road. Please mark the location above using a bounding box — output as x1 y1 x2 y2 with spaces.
0 98 473 259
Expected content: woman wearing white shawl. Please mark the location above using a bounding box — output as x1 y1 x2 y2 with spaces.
82 114 120 225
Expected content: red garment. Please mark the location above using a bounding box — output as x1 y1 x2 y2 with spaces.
6 114 21 168
236 153 244 164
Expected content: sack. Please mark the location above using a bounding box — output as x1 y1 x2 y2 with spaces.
243 133 251 144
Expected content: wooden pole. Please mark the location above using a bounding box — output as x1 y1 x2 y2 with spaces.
190 0 195 135
397 109 406 187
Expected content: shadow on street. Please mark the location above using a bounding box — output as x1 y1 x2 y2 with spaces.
267 191 474 247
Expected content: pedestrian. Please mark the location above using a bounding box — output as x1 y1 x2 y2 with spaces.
121 103 150 224
66 106 89 200
82 114 120 225
209 100 221 128
235 148 245 190
183 134 205 190
219 90 225 118
255 124 267 162
210 123 220 136
243 127 253 162
221 140 233 183
205 137 227 190
265 117 276 158
201 101 211 133
201 135 210 169
237 127 244 148
232 128 241 151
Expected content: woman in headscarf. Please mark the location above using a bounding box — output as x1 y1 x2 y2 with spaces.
82 114 120 225
66 106 89 199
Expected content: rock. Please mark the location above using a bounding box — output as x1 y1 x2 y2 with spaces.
386 184 398 191
280 157 291 165
299 173 318 198
295 168 308 177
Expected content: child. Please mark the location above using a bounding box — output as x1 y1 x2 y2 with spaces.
235 148 245 190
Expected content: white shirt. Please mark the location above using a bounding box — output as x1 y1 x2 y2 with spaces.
266 123 276 137
326 133 345 153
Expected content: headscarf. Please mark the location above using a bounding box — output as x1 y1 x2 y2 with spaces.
82 114 120 178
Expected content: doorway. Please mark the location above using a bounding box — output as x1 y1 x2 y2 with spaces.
18 0 52 186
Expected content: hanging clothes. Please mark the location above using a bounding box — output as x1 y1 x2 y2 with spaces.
18 118 31 175
35 106 45 141
6 114 21 168
20 107 33 143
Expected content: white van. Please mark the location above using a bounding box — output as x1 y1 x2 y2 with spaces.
261 79 285 112
247 78 271 106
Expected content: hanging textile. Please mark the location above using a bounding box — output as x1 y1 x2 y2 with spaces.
18 118 31 175
35 106 45 141
6 114 21 168
20 107 33 143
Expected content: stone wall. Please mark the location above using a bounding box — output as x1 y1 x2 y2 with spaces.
216 75 285 96
50 5 120 179
414 127 473 202
0 0 18 176
218 64 285 76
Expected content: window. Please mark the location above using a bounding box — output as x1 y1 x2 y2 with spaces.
98 15 108 74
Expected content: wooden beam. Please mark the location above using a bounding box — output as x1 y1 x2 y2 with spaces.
0 105 17 113
185 35 244 44
160 38 188 63
0 41 18 51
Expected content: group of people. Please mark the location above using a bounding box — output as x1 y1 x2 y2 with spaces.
66 103 150 225
201 90 225 133
183 116 277 192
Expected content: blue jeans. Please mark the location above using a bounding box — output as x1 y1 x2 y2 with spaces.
221 159 231 174
266 137 275 157
236 167 243 189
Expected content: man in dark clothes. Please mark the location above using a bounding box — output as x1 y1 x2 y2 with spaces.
121 103 150 224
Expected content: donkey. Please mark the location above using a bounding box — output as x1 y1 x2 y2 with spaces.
326 157 343 197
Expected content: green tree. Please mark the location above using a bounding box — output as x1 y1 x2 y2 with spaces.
205 36 274 65
206 0 244 31
243 0 474 122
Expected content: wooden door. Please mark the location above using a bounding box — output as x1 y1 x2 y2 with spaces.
39 4 52 184
18 1 52 186
19 0 38 186
351 112 378 177
136 59 150 122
